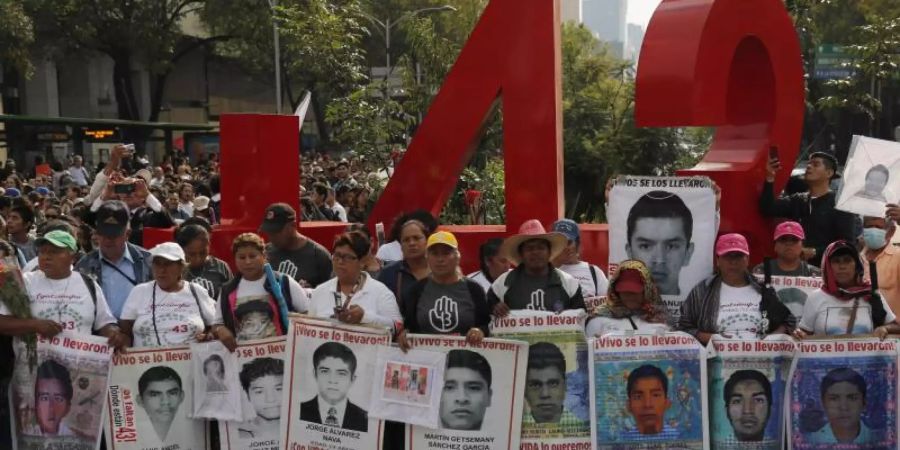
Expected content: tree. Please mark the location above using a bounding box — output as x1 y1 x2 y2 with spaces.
0 0 34 77
202 0 368 143
26 0 224 129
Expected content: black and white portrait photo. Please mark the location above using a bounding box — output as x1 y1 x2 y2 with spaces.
836 136 900 217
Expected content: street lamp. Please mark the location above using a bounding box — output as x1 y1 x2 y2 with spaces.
267 0 282 114
360 5 457 79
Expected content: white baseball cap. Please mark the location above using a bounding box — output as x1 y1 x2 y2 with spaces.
149 242 186 262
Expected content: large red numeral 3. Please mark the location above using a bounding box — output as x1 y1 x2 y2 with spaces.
636 0 805 261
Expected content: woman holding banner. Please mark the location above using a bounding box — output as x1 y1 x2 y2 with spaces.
308 231 402 328
585 259 669 337
395 231 491 350
677 233 795 344
794 240 900 338
119 242 217 347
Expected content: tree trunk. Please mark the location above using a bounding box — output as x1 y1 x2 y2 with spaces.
309 86 330 145
111 53 141 121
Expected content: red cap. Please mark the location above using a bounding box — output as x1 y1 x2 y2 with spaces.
716 233 750 256
615 269 645 294
774 221 805 240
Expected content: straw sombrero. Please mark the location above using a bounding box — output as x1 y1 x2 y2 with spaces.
500 219 568 265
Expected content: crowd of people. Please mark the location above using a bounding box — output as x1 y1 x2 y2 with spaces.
0 144 899 447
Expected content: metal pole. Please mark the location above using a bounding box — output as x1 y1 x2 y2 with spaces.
271 0 282 114
385 19 392 77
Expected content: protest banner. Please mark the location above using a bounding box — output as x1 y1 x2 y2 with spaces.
757 276 823 322
10 332 112 450
192 341 242 421
105 345 207 450
219 336 286 450
491 310 590 450
589 331 707 450
369 347 446 428
281 316 391 450
707 336 796 450
836 135 900 217
607 176 717 320
403 335 528 450
583 296 605 314
788 339 899 450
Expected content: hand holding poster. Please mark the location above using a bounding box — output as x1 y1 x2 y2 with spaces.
369 347 445 428
707 336 796 449
281 316 391 450
607 176 717 320
589 331 707 450
836 136 900 217
490 310 591 449
11 332 112 450
219 336 286 450
403 335 528 450
788 339 899 449
192 340 242 421
105 345 208 450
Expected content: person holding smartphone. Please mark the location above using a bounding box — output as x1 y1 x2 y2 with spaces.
84 144 174 247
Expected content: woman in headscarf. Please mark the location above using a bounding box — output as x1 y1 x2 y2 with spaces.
794 240 899 339
585 260 670 337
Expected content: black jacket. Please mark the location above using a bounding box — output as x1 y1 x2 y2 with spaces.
300 397 368 432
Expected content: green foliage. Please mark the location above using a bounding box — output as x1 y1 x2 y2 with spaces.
0 0 34 77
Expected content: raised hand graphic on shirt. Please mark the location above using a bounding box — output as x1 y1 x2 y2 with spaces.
428 296 459 333
526 289 546 311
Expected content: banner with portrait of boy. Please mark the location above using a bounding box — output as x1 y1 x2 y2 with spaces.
280 317 391 450
761 276 823 322
402 335 528 450
490 310 590 449
11 332 112 450
835 135 900 217
589 331 707 450
219 336 286 450
788 339 899 450
104 345 208 450
708 336 796 450
607 176 717 320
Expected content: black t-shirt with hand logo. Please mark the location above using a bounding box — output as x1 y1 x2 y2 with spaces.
403 278 491 336
265 240 333 287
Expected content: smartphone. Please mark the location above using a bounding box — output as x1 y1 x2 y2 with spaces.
375 222 386 247
769 145 779 161
332 292 345 316
114 183 136 195
123 143 135 152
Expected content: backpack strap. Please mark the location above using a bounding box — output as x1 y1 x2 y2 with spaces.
281 274 294 311
589 265 599 295
187 282 210 325
79 272 98 306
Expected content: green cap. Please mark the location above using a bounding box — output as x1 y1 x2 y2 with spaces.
35 230 78 252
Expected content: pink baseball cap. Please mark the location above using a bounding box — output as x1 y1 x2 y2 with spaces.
774 221 805 240
716 233 750 256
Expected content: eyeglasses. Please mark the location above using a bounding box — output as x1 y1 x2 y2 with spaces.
332 252 359 262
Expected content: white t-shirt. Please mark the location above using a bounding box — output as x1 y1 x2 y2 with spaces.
376 241 402 263
585 316 669 337
799 289 897 336
716 284 763 338
120 281 217 348
0 271 117 334
559 262 608 297
466 271 492 293
309 274 401 329
213 276 310 341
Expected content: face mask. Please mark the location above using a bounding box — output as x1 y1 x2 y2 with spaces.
863 227 888 250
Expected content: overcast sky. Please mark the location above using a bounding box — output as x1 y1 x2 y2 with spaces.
627 0 663 27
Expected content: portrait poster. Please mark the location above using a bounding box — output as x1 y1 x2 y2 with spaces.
836 135 900 217
191 340 242 421
369 347 446 428
589 331 707 450
281 316 390 450
607 176 717 320
105 345 208 450
787 339 899 450
403 335 528 450
10 332 112 450
707 336 796 450
490 310 591 449
758 276 823 322
219 336 286 450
